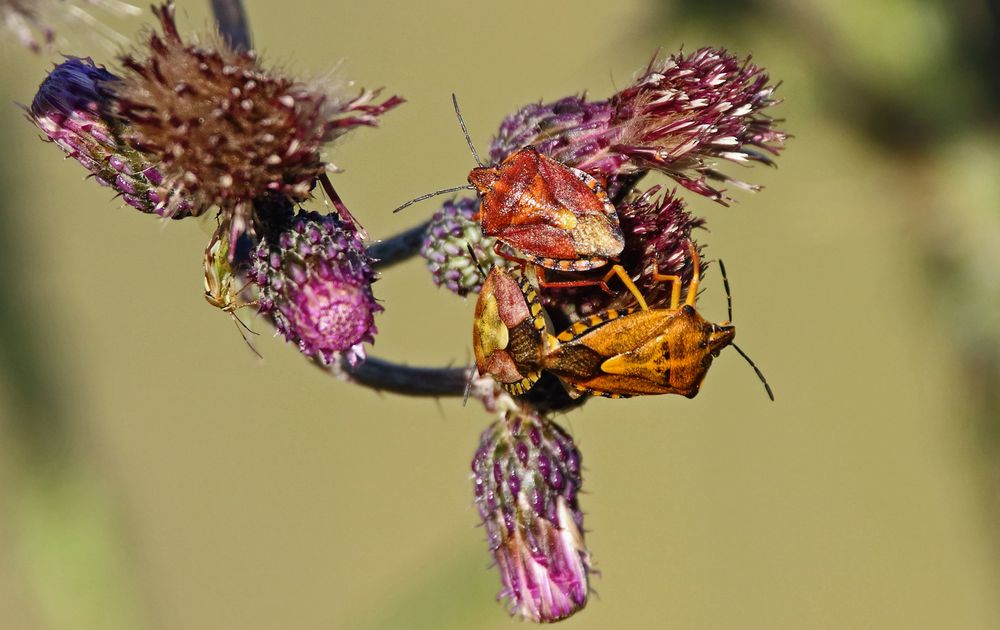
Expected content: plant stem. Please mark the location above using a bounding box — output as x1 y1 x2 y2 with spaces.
368 221 430 270
340 356 468 396
210 0 252 51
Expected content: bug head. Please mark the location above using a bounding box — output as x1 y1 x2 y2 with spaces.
467 165 499 194
705 320 736 358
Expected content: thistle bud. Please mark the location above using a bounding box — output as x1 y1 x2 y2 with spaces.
489 48 785 203
27 56 191 217
420 197 506 296
254 211 380 367
472 411 590 622
113 2 402 218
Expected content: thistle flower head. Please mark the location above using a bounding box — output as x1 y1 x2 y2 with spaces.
254 211 380 366
603 48 786 201
113 2 402 216
28 56 191 217
489 48 785 203
472 410 590 622
420 197 507 297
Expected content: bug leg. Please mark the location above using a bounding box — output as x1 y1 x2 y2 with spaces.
652 241 701 309
230 313 263 358
601 265 648 311
230 309 260 336
650 271 683 310
684 243 701 307
536 264 649 310
491 241 531 268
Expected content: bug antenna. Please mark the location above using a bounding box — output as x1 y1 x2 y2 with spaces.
453 93 484 168
719 259 733 323
392 185 475 213
731 343 774 401
466 243 488 279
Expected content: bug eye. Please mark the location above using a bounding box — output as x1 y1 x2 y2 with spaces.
682 304 695 315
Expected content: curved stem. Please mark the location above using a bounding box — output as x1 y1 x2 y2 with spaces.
367 221 430 270
340 355 467 397
210 0 252 51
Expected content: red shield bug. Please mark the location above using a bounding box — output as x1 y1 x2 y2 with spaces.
542 243 773 399
394 95 625 272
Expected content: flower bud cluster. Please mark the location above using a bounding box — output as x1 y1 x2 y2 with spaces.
472 410 590 622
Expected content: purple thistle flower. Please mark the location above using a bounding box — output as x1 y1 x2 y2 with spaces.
472 410 591 622
27 56 192 217
113 2 402 221
420 197 507 297
254 211 380 367
489 47 785 203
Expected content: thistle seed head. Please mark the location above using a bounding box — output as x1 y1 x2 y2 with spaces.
113 2 402 217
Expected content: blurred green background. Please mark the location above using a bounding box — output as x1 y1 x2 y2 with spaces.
3 0 1000 628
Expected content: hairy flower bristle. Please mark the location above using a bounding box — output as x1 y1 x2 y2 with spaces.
113 2 402 217
420 197 507 296
489 47 785 203
28 56 191 217
2 0 53 52
3 0 139 53
254 211 380 367
472 411 591 622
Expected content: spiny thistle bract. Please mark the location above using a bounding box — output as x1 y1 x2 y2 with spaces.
113 2 402 222
472 411 590 622
253 211 380 367
28 56 191 217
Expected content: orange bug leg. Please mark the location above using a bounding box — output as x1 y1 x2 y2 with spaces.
650 241 701 309
535 264 649 311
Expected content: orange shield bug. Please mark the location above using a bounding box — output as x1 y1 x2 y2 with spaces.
472 266 555 395
395 95 625 272
204 227 261 356
543 244 773 400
